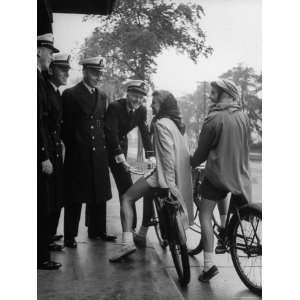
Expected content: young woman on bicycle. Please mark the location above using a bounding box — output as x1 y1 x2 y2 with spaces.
109 90 193 262
190 79 252 282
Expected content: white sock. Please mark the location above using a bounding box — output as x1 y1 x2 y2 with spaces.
122 232 134 245
137 226 148 237
220 214 227 228
204 251 214 272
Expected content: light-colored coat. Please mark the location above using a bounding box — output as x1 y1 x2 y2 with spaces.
146 118 193 228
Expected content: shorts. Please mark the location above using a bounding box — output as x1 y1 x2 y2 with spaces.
200 177 229 201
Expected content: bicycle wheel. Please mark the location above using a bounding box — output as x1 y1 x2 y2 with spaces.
152 201 168 249
169 211 190 286
230 206 262 295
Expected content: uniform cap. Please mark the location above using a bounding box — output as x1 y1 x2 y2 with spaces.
51 53 71 69
125 80 147 96
37 33 59 53
80 56 105 70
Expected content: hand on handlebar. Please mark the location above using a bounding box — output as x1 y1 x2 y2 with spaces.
147 156 156 169
115 153 131 172
122 160 131 172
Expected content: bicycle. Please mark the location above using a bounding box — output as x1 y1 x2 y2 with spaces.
188 165 262 295
129 166 191 286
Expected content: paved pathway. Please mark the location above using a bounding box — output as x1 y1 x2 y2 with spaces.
38 160 261 299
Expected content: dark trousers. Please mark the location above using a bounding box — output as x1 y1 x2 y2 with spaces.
109 157 137 229
49 208 62 239
37 172 51 264
86 202 106 237
64 202 82 241
64 202 107 241
37 208 50 264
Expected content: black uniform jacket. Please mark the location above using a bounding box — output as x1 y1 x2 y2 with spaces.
104 98 154 158
43 79 64 211
37 69 52 214
62 82 112 205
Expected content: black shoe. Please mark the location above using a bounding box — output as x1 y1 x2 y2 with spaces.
38 260 62 270
51 234 63 242
48 243 64 251
64 239 77 248
198 265 219 282
98 233 117 242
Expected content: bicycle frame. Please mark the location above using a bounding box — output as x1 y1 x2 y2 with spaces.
221 196 262 257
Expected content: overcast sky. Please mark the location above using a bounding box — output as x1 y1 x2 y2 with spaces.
53 0 261 97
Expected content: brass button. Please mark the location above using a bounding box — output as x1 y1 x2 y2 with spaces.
91 136 95 140
56 154 59 158
92 147 96 151
90 115 94 119
90 125 94 129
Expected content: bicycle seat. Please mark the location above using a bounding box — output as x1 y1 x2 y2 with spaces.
154 188 169 198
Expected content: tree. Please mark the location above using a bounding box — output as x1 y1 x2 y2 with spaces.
80 0 213 98
80 0 213 160
179 81 210 151
220 63 262 144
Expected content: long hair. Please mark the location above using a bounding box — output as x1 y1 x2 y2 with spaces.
151 90 186 135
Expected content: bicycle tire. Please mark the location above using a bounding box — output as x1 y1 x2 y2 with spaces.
230 206 262 295
170 243 190 286
169 211 190 286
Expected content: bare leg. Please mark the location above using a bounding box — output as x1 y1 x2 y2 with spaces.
109 177 153 262
120 177 152 232
199 198 217 253
199 198 217 272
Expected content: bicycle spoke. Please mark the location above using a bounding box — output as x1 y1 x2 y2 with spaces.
234 217 262 289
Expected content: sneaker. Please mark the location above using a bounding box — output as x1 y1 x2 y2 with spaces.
109 244 136 262
215 240 226 254
133 233 147 248
198 265 219 282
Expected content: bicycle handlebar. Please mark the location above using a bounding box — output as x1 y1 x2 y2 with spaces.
128 167 146 176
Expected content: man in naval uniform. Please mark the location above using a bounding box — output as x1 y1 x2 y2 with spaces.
43 53 71 251
104 80 155 235
62 56 116 248
37 33 61 270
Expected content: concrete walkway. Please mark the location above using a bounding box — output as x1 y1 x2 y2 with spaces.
38 174 184 300
38 161 261 300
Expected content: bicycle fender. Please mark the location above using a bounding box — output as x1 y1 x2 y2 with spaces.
175 213 187 245
227 204 262 241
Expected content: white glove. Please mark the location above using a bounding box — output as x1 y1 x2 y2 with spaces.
115 154 131 172
115 154 126 164
41 159 53 175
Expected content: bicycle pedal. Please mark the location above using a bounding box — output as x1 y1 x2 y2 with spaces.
215 248 227 254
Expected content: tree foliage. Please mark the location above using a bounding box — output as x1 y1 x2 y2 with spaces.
179 82 210 151
80 0 213 99
180 64 262 150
